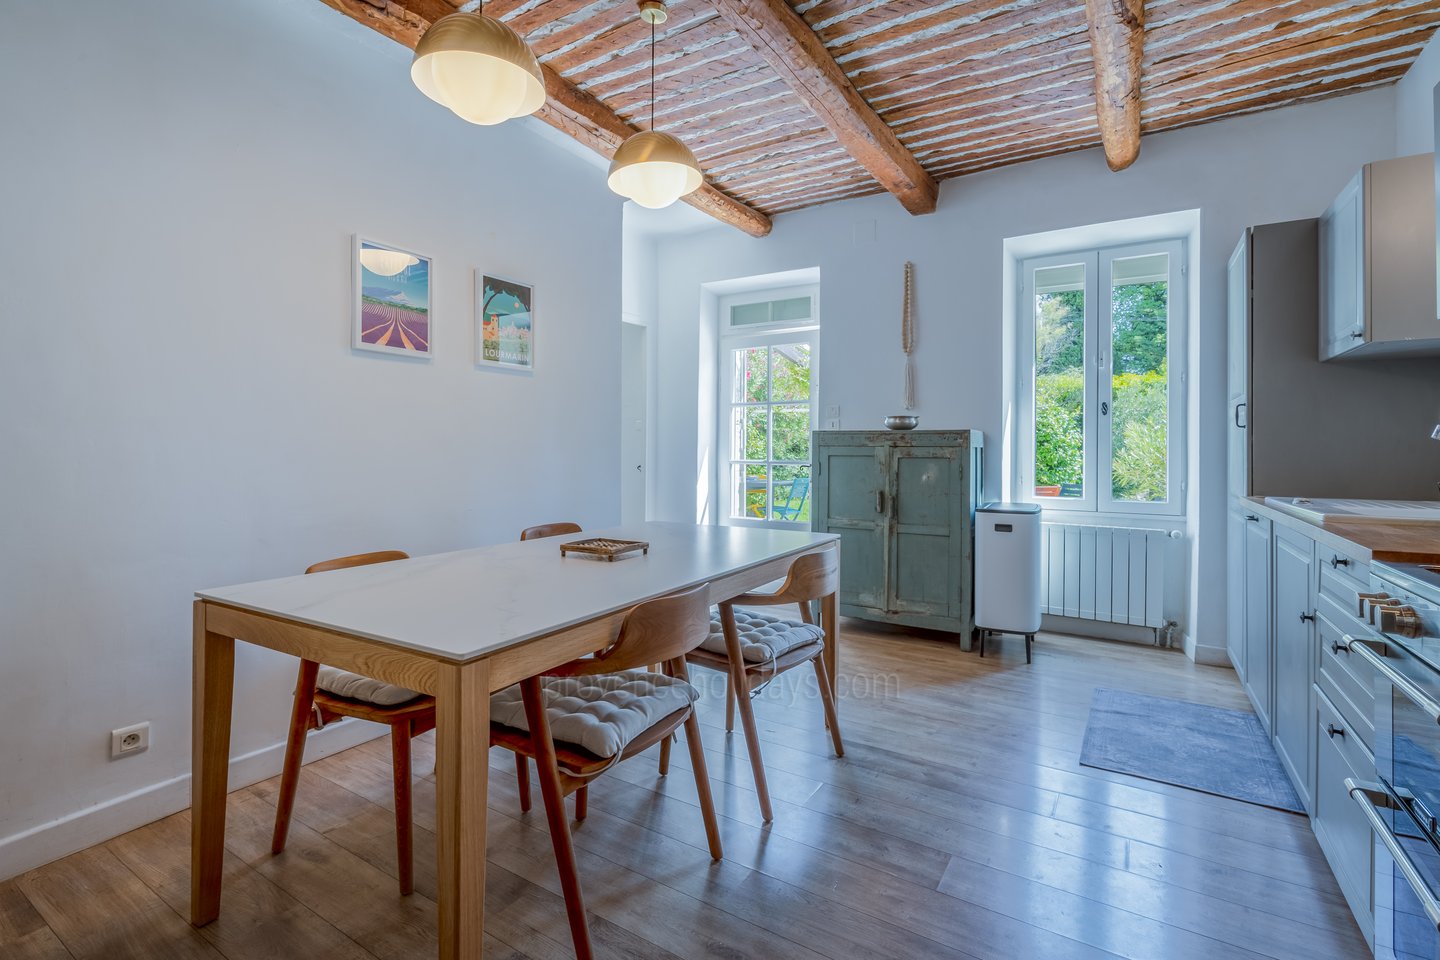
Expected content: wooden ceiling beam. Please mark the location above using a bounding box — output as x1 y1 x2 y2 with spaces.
708 0 938 215
1084 0 1145 172
313 0 772 237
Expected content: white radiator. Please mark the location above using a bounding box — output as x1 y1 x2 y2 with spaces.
1039 523 1168 629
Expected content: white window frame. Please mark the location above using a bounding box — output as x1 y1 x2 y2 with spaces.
717 285 819 529
1016 239 1186 517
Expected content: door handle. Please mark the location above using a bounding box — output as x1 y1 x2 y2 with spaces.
1234 402 1247 428
1299 611 1316 623
1349 780 1440 930
876 490 886 515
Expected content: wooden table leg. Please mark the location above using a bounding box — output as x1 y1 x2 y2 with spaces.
191 601 235 926
435 659 490 960
820 590 839 708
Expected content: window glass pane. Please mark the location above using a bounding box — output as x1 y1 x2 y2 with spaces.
731 464 769 519
770 465 811 523
1110 252 1169 502
771 404 810 463
732 346 768 402
1033 262 1086 499
730 302 771 327
732 406 768 461
772 296 812 323
770 343 811 402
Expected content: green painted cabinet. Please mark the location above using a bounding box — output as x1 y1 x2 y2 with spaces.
811 430 983 648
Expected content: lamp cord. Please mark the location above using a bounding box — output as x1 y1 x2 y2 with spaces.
650 16 656 130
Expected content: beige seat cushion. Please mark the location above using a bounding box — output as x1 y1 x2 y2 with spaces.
489 670 698 759
700 607 825 663
316 666 423 707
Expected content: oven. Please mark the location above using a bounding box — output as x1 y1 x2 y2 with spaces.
1349 564 1440 960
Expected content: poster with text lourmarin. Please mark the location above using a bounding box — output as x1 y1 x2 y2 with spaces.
476 273 534 372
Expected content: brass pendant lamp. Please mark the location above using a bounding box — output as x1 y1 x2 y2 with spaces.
411 3 546 126
607 1 703 209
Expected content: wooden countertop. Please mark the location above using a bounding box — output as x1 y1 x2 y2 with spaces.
1245 497 1440 564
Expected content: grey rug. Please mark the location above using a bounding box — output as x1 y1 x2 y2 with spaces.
1079 688 1304 814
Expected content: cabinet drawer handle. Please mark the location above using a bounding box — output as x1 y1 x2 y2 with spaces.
1350 331 1365 340
1234 402 1247 429
1330 638 1351 655
1244 514 1259 522
1330 555 1350 569
1327 724 1345 739
1300 611 1316 623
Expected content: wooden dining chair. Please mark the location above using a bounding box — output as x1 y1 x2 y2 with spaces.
681 551 843 822
270 550 437 895
489 583 723 960
520 521 583 541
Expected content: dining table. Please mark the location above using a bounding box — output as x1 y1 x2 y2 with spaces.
189 521 840 960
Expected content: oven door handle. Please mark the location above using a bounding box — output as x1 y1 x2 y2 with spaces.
1348 779 1440 931
1349 636 1440 724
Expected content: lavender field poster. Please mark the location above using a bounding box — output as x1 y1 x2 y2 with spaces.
476 274 534 371
353 237 432 357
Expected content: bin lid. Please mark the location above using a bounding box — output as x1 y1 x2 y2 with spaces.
978 501 1041 514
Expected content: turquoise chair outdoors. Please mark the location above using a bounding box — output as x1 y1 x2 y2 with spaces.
774 476 810 521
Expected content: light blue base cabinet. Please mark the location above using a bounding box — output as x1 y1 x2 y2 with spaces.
811 430 983 649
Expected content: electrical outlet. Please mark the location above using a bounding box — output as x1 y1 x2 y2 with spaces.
824 418 841 430
111 722 150 759
825 405 841 419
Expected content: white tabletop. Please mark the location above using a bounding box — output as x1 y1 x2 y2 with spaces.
197 522 837 661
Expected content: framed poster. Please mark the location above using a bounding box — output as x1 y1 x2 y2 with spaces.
353 236 432 357
476 273 534 371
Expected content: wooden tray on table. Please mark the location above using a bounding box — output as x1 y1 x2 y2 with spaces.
559 537 650 561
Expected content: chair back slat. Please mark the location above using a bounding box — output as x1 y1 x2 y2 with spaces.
726 551 837 608
520 522 583 541
547 584 711 677
305 550 409 575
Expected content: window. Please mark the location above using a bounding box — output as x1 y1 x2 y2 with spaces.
719 285 818 527
1017 240 1185 515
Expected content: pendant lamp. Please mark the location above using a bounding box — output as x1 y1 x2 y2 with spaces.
607 1 703 209
411 5 545 126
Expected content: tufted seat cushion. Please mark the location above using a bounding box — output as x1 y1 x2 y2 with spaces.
700 607 825 663
316 666 423 707
489 670 699 759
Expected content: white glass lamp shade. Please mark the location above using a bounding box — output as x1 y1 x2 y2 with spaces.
359 248 420 277
411 13 546 126
607 131 704 209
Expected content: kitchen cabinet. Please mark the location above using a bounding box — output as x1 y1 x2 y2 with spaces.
1272 523 1316 813
1225 220 1440 501
1312 686 1376 947
1226 503 1247 683
1320 153 1440 360
811 430 982 646
1243 509 1273 734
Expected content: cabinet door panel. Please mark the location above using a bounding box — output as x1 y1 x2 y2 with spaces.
1313 688 1375 943
1227 504 1246 680
813 444 888 611
1227 233 1248 403
888 448 963 618
1272 526 1316 812
1244 515 1272 732
1320 172 1364 358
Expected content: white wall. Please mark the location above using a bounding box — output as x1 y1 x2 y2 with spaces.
645 88 1401 663
1397 31 1440 156
0 0 622 877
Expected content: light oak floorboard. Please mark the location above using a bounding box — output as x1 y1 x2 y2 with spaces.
3 628 1368 960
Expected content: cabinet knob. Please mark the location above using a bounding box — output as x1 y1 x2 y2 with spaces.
1244 514 1259 522
1350 331 1365 340
1330 555 1350 569
1326 723 1345 739
1330 638 1351 655
1300 611 1316 623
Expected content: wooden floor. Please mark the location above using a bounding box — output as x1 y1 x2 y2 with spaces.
2 625 1369 960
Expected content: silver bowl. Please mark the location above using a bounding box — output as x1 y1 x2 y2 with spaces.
883 415 919 431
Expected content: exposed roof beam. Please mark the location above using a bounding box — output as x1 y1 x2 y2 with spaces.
708 0 938 215
313 0 772 237
1084 0 1145 172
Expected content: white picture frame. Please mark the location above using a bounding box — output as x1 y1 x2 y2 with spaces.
353 235 433 358
475 272 535 372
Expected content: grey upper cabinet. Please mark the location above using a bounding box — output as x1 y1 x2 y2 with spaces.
1320 153 1440 360
1226 219 1440 500
812 430 982 648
